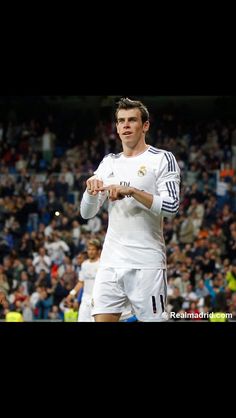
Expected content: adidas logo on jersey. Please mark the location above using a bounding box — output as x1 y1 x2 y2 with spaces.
108 172 115 178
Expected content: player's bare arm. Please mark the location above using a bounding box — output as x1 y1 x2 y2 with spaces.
66 281 84 302
96 185 154 208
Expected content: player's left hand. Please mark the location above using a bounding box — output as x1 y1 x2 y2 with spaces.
96 185 133 201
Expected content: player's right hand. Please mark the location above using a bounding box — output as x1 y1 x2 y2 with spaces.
66 294 73 304
86 176 104 196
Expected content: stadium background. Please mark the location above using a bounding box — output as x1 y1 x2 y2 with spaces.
0 95 235 321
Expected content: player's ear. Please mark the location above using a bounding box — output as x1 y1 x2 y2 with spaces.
143 120 150 133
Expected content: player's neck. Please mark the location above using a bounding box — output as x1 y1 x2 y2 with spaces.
89 257 99 262
122 142 149 158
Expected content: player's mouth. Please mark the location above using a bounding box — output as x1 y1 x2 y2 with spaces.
123 131 132 136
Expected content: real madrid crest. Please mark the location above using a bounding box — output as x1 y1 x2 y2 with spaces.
137 166 147 177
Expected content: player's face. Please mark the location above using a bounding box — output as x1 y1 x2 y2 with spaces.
87 245 99 260
116 108 149 148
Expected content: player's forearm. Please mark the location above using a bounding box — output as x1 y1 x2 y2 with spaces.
130 187 179 217
129 187 154 209
80 190 100 219
70 281 83 296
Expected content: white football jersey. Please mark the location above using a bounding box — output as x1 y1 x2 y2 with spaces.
81 146 180 269
79 259 100 301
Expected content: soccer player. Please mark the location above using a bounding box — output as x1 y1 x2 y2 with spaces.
80 98 181 322
66 239 101 322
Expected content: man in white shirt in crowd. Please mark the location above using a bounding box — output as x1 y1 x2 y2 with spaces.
33 246 51 275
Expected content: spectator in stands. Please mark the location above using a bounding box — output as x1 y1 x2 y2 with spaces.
42 127 55 164
33 247 51 275
35 287 53 319
226 260 236 293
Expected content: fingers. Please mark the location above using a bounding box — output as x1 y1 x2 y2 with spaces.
109 187 118 201
95 186 108 192
93 185 116 200
86 177 104 195
102 185 125 201
86 182 128 201
95 185 115 199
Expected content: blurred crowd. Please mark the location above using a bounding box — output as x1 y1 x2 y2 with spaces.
0 107 236 321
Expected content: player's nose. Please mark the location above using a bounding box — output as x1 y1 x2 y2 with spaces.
123 120 130 128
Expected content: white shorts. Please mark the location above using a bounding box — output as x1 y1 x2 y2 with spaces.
91 268 168 322
78 298 95 322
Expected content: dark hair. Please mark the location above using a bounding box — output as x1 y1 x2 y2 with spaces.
115 97 149 124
